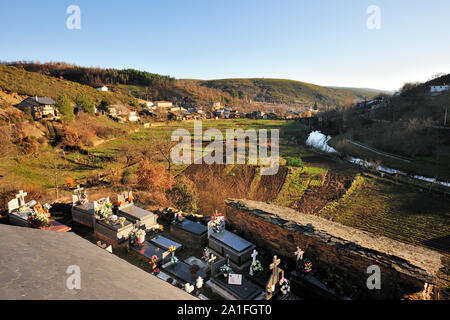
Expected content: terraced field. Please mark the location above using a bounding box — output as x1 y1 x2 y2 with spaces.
319 176 450 253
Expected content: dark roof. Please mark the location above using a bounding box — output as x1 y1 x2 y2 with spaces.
17 97 56 108
0 224 196 300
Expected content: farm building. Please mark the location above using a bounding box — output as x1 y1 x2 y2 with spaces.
15 96 58 120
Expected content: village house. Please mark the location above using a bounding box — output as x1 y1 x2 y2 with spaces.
108 104 139 122
430 84 449 93
154 101 173 108
16 96 59 120
96 86 109 92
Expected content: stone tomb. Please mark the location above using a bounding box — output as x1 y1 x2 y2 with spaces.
170 218 208 247
205 257 263 300
163 261 207 286
92 197 134 244
208 229 256 273
131 241 171 264
116 191 157 230
149 235 183 252
7 191 71 232
71 186 96 228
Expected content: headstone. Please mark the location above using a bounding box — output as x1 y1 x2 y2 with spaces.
265 256 285 300
117 191 157 230
170 219 207 247
16 190 27 207
71 188 96 228
249 250 258 276
8 191 34 227
295 247 304 262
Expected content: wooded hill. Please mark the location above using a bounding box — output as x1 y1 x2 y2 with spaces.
2 62 381 109
0 64 134 107
197 78 380 106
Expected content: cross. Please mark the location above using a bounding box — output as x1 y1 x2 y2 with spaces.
249 250 258 276
74 185 84 198
294 247 304 262
16 190 27 207
270 256 281 281
209 254 217 265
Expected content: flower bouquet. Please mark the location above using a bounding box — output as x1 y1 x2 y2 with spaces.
27 203 50 228
150 255 160 275
134 230 146 247
279 278 290 295
169 245 178 263
252 260 263 274
94 202 113 220
201 247 211 262
115 217 126 226
219 264 232 278
209 212 225 233
303 259 313 274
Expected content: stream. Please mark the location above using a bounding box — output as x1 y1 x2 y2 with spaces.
305 131 450 188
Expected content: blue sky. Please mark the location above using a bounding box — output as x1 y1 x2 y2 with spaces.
1 0 449 90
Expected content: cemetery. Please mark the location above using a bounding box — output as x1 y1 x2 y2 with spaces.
1 186 445 300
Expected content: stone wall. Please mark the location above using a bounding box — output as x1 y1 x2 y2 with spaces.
225 199 444 299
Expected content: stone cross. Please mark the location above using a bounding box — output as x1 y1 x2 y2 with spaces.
265 255 284 300
16 190 27 207
294 247 304 262
209 254 217 265
74 185 84 198
249 249 258 276
207 220 213 239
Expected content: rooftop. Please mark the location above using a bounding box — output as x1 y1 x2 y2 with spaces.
0 224 196 300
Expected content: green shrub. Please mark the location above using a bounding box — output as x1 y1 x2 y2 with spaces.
170 177 198 213
285 157 304 168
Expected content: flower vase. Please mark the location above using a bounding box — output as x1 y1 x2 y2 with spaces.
137 236 145 246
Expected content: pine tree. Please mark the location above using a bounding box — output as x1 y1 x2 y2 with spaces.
55 94 74 121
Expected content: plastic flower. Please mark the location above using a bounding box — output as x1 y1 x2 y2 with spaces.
169 245 176 253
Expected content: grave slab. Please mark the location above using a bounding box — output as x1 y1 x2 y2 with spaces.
163 261 207 285
170 219 208 247
208 229 255 270
94 219 134 244
131 241 170 264
150 235 183 251
117 204 157 230
211 274 262 300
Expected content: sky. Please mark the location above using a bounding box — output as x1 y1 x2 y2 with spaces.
1 0 449 91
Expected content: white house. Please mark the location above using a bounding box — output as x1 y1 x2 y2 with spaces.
154 101 173 108
97 86 109 92
430 85 449 93
128 112 140 122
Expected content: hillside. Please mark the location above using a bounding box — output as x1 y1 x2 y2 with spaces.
2 62 382 109
0 64 137 107
325 73 450 180
198 78 381 106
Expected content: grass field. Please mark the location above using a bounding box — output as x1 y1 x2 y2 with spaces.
319 176 450 253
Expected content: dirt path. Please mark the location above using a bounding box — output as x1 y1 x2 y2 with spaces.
347 139 412 163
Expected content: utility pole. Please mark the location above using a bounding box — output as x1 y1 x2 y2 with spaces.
444 106 448 126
